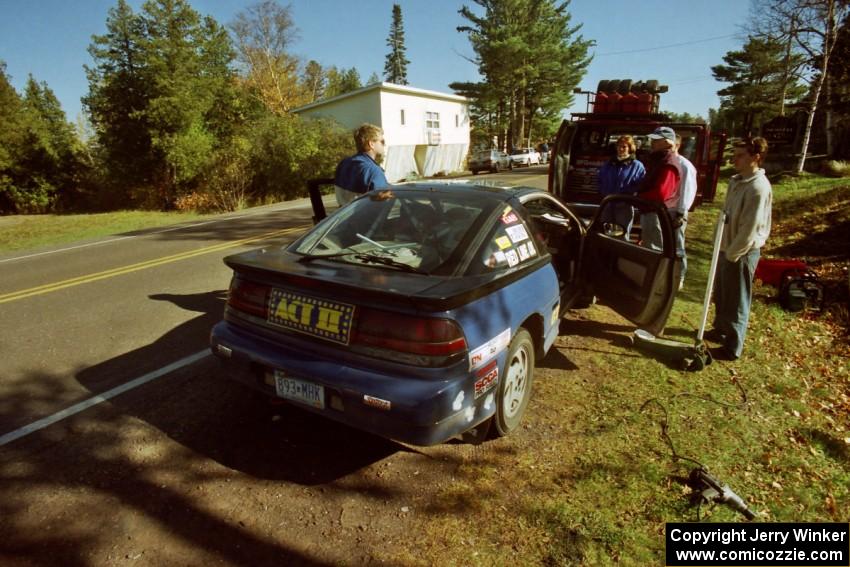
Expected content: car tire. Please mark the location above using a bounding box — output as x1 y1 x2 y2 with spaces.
471 169 478 175
491 328 535 438
493 163 500 173
597 79 611 93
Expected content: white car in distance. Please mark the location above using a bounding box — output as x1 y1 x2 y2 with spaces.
509 147 541 167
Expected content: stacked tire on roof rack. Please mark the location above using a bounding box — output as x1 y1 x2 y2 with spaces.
593 79 665 114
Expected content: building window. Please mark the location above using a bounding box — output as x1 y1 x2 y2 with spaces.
400 109 405 125
455 114 459 127
426 111 440 130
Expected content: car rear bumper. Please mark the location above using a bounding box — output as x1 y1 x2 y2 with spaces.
210 321 496 446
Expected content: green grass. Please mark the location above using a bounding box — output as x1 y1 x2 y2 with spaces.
406 172 850 567
0 210 212 253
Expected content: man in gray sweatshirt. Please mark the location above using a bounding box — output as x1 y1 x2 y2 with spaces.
706 137 772 360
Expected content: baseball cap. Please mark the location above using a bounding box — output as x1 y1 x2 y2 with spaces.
648 126 676 142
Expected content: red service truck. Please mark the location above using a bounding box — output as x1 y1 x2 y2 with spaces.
548 79 727 218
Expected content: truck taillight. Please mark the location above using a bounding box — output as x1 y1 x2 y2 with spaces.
227 277 269 318
353 309 467 358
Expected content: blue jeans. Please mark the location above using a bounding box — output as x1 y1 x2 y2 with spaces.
640 212 663 251
675 215 688 286
712 248 760 358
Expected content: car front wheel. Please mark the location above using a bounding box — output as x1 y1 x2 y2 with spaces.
491 328 535 437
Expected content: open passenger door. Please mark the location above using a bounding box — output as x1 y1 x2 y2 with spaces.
579 195 677 336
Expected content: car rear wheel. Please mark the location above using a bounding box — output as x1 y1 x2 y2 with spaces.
491 328 535 437
493 162 500 173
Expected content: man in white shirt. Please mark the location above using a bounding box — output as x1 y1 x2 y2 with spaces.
674 134 697 289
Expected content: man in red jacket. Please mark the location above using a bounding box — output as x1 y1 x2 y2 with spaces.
638 126 681 252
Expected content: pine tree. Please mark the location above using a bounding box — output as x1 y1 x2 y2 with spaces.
302 60 325 102
83 0 153 199
325 66 362 98
0 62 27 212
711 35 806 136
453 0 591 150
383 4 409 85
85 0 239 207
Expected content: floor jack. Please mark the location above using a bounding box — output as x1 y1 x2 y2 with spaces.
633 211 727 371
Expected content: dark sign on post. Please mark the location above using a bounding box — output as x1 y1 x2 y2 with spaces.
761 115 798 146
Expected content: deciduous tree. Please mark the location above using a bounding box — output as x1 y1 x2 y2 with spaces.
753 0 849 170
229 0 305 115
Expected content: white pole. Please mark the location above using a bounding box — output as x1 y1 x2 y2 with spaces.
696 210 726 341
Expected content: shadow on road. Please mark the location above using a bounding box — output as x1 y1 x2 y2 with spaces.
77 290 409 484
0 290 426 566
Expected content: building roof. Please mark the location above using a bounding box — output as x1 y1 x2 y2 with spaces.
293 82 468 114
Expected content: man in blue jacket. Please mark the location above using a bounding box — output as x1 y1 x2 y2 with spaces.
334 123 389 206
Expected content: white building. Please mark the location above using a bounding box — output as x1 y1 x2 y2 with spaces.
293 82 470 183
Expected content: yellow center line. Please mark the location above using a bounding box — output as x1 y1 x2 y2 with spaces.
0 225 309 304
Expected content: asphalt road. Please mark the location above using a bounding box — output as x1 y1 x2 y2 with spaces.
0 167 550 566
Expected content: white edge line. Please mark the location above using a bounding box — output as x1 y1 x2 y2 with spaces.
0 349 211 448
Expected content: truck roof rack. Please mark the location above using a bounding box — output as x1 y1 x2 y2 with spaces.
571 112 670 122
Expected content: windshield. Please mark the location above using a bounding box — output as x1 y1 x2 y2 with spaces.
292 189 491 274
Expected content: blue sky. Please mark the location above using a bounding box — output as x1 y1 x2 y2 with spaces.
0 0 750 122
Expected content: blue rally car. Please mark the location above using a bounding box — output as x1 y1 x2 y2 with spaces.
210 183 677 445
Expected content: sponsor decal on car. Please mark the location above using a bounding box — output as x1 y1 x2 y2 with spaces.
469 328 511 370
517 242 530 261
500 211 519 224
505 249 520 267
505 224 529 244
474 360 499 399
495 236 512 250
268 289 355 344
493 250 507 263
551 302 560 325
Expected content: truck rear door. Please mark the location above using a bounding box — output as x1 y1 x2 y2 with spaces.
548 119 577 201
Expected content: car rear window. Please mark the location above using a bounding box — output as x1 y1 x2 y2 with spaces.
292 190 492 274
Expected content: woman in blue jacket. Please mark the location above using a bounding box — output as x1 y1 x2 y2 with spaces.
598 135 645 239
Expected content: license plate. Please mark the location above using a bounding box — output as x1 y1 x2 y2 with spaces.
273 370 325 409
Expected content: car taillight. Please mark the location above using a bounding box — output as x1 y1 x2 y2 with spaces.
227 277 269 318
353 308 467 357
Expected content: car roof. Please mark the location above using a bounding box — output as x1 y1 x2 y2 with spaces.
388 181 540 201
